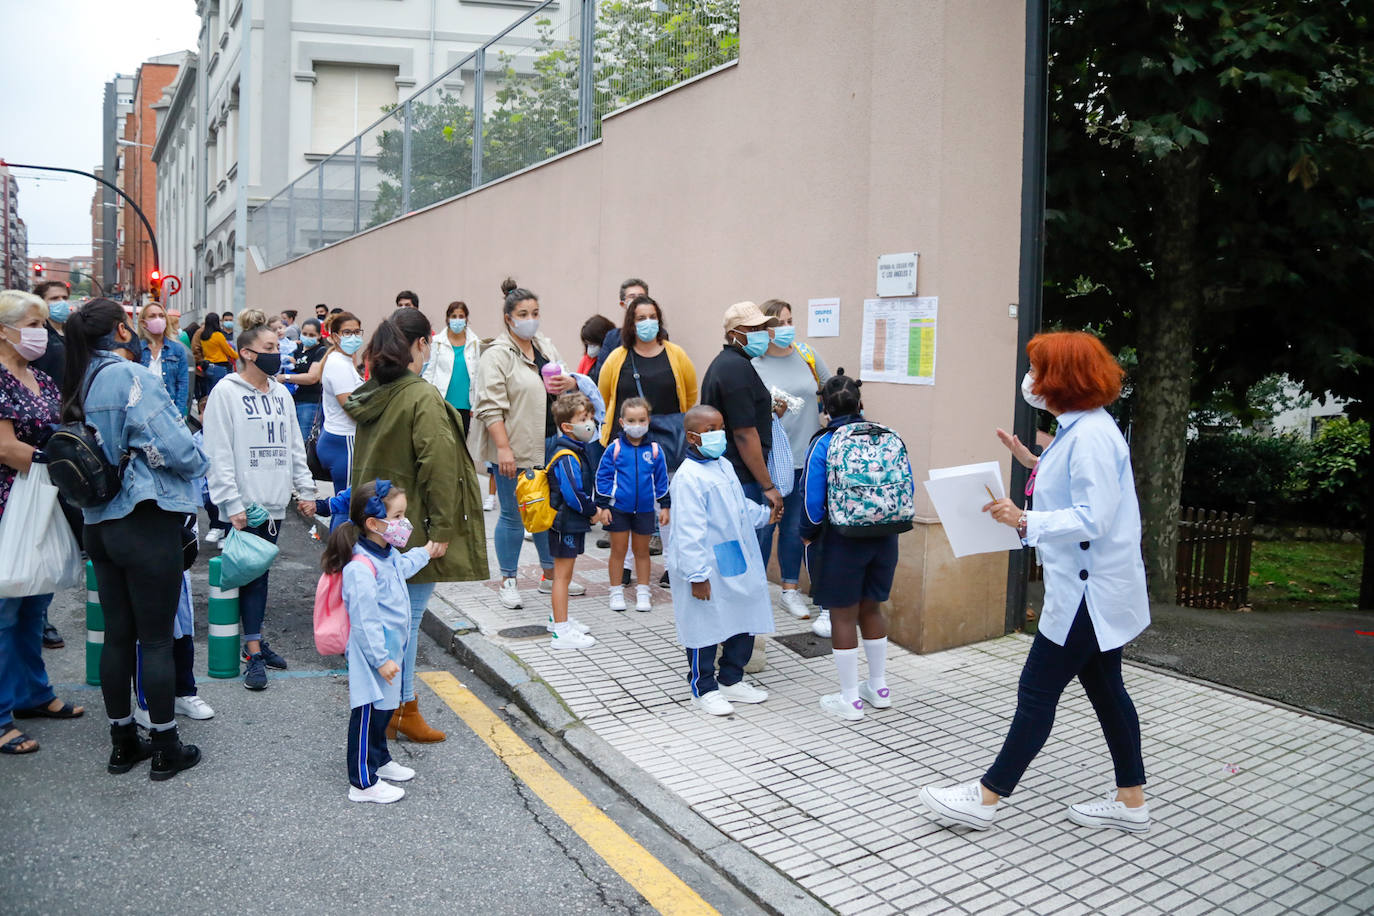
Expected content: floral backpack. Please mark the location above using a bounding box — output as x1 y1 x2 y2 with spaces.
825 421 916 537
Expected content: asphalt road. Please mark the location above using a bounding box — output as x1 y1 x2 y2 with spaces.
2 511 762 916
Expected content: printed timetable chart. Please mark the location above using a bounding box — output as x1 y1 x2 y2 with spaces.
861 297 938 386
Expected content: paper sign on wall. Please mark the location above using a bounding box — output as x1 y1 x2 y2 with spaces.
860 296 937 386
807 297 840 338
876 251 919 297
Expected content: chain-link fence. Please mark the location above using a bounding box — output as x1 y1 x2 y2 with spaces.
250 0 739 269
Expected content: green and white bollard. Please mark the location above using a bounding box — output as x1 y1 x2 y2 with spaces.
85 560 103 686
207 556 241 679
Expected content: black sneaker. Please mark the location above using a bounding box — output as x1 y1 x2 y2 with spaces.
243 653 268 690
621 568 633 587
596 534 611 550
243 642 288 669
659 570 671 589
42 623 64 649
648 534 663 557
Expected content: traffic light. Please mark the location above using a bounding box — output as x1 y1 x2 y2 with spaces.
149 268 162 302
33 262 44 278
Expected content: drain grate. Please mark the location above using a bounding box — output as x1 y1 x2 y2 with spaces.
773 633 833 659
497 625 550 639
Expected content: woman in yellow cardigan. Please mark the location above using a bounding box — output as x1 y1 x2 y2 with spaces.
597 295 698 461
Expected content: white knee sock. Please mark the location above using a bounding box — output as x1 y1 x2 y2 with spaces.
832 647 860 704
862 637 888 691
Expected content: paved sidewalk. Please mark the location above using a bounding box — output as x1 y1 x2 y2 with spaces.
434 505 1374 915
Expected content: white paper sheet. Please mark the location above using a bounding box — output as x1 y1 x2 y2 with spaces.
923 462 1024 557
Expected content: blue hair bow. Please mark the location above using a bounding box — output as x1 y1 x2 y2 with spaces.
363 479 392 520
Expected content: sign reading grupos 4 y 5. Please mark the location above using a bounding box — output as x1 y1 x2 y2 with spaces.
876 251 919 297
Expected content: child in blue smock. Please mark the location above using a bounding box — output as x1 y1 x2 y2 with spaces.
321 479 434 804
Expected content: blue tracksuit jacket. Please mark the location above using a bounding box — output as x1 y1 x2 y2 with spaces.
594 433 671 514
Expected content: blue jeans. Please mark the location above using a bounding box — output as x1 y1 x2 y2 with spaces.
402 581 436 703
238 520 282 644
757 468 805 584
315 430 353 495
205 363 229 392
295 402 320 439
0 594 56 728
494 472 552 579
739 479 773 562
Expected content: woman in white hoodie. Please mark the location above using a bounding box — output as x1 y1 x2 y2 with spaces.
202 325 317 692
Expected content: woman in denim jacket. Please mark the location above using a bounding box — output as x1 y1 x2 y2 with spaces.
60 299 209 781
137 301 190 416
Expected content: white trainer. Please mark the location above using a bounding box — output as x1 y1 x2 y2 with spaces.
919 781 1000 830
546 615 590 635
204 528 224 545
483 494 497 512
175 695 216 719
635 585 652 612
1067 795 1151 833
499 578 523 609
691 690 734 716
550 628 596 650
349 781 405 804
780 589 811 619
819 692 864 721
858 683 892 709
538 578 586 596
811 609 831 639
608 586 627 612
524 529 534 541
376 761 416 783
718 680 768 704
132 706 151 729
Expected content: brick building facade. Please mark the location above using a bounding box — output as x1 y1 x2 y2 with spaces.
120 55 183 300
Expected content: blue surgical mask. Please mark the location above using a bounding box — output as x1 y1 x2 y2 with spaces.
741 329 771 358
339 334 364 355
635 319 659 342
48 301 71 323
448 318 467 334
223 320 234 332
585 344 601 359
301 336 319 348
772 326 796 348
695 429 727 459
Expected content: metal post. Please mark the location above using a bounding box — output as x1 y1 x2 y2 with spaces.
207 556 241 679
400 100 413 214
353 136 362 233
317 164 325 250
286 182 296 259
85 561 103 686
576 0 597 145
471 48 485 189
264 195 273 267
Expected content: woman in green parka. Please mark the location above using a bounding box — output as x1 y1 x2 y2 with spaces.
345 307 487 743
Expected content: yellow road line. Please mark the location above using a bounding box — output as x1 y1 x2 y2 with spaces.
420 671 719 916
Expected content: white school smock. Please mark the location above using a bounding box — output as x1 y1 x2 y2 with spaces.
342 540 431 709
664 454 775 649
1023 408 1150 651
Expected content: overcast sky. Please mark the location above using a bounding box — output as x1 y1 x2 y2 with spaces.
0 1 201 259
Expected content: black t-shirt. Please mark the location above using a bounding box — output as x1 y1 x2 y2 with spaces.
30 323 66 388
292 342 328 403
699 345 772 482
612 348 679 435
532 345 557 439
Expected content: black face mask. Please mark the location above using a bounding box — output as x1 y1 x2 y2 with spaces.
250 351 282 376
120 324 143 363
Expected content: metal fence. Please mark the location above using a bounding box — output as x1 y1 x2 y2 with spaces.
249 0 740 269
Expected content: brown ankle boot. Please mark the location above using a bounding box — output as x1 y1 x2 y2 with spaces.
385 705 400 741
394 698 446 743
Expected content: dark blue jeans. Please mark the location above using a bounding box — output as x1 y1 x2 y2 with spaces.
0 594 57 729
756 467 805 584
238 520 282 644
982 599 1145 797
739 479 773 561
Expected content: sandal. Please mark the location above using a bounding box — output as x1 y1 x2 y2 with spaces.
14 699 84 720
0 728 39 755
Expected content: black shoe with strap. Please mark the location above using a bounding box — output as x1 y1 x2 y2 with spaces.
150 727 201 781
108 722 153 774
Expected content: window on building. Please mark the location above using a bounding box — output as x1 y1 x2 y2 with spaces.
310 63 399 155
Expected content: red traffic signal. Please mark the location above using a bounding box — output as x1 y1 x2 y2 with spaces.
149 269 162 301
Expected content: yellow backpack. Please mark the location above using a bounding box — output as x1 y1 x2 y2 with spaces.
515 449 580 533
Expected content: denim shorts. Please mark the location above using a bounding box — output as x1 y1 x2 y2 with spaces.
606 509 655 535
549 530 585 559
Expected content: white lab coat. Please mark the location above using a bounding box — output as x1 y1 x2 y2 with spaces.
1024 408 1150 651
665 455 775 649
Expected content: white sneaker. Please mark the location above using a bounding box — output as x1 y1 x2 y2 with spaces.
499 578 523 609
376 761 416 783
635 585 652 612
175 695 215 719
819 692 864 721
780 589 811 619
483 494 497 512
919 781 1000 830
550 627 596 650
858 683 891 709
524 529 534 541
205 528 224 544
811 609 831 639
609 586 627 612
691 690 734 716
546 615 590 635
717 680 768 704
537 577 587 596
349 781 405 804
132 706 151 729
1067 795 1151 833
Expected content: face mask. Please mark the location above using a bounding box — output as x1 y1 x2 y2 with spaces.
448 318 467 334
251 351 283 376
223 321 235 332
772 326 796 349
510 317 540 340
585 344 601 359
279 337 297 356
301 336 319 348
144 317 167 336
119 325 143 363
622 422 649 440
569 420 598 442
635 319 659 342
380 516 413 548
6 326 48 361
695 429 727 459
740 329 771 358
48 301 70 323
1021 372 1048 411
339 334 364 355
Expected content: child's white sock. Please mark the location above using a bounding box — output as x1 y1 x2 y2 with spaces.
832 647 860 705
552 620 572 636
862 637 888 692
609 585 625 599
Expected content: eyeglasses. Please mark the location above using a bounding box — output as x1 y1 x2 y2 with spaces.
338 330 363 338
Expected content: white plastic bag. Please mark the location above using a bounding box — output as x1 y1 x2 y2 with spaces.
0 464 84 598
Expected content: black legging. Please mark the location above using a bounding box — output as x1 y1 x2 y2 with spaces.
85 501 184 726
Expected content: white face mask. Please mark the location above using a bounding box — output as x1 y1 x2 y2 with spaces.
1021 372 1048 411
622 423 649 440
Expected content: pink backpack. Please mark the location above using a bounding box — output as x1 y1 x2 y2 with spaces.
313 556 376 656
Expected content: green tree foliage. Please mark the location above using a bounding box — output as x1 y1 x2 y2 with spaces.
1306 418 1370 526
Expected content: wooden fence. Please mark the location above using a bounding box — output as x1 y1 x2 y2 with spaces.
1026 502 1257 610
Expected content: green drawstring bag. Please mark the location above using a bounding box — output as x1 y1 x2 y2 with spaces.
220 505 280 589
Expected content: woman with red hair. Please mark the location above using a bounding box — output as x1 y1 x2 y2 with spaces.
920 331 1151 834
